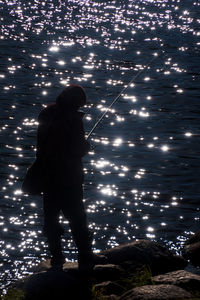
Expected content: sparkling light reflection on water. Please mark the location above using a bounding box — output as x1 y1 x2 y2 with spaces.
0 0 200 290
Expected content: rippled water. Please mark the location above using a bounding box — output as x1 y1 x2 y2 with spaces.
0 0 200 290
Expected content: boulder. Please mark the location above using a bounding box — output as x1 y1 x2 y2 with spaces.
93 264 124 282
153 269 200 292
23 270 91 300
101 240 187 275
33 260 123 281
183 230 200 266
94 280 124 296
119 284 193 300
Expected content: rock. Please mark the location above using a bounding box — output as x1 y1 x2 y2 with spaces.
185 230 200 245
119 284 193 300
95 281 124 296
33 259 79 273
101 240 187 275
9 240 189 299
103 296 119 300
93 264 124 283
153 269 200 292
23 270 91 300
183 230 200 266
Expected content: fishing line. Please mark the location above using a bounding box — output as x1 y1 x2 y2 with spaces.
86 52 161 140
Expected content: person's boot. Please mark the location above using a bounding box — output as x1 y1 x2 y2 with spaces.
47 236 65 271
50 254 65 271
73 228 107 272
78 252 107 273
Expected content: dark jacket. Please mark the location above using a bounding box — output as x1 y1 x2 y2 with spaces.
36 102 90 189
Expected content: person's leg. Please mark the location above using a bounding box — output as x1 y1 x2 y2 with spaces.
61 186 93 266
43 191 65 266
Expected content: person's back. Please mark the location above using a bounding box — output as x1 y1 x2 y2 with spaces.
37 85 90 189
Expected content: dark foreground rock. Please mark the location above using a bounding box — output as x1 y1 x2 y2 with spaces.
93 264 124 283
24 270 91 300
8 239 199 300
183 230 200 267
119 284 193 300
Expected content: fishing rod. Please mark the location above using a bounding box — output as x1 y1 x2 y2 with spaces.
86 53 160 141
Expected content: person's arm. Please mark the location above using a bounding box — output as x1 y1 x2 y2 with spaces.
70 113 90 157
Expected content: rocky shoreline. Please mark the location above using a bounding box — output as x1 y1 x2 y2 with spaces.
2 231 200 300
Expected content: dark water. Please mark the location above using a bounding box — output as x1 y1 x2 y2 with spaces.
0 0 200 290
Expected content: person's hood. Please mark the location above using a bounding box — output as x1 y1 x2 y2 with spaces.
56 84 86 112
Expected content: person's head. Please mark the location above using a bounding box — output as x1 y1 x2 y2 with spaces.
56 84 86 112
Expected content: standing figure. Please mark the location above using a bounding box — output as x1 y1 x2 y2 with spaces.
36 85 104 271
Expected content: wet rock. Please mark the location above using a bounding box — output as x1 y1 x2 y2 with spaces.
101 240 187 275
183 230 200 266
153 269 200 292
119 284 193 300
95 280 124 296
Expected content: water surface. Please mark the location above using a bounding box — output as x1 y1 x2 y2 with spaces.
0 0 200 289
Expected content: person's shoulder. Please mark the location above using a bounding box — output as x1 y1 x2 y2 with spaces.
78 110 85 118
75 110 85 120
38 103 57 122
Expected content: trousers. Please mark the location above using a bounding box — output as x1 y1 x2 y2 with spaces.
43 185 92 260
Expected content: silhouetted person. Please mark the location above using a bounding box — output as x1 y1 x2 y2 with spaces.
36 85 104 271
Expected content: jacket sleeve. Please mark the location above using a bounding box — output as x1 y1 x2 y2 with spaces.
70 114 90 157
